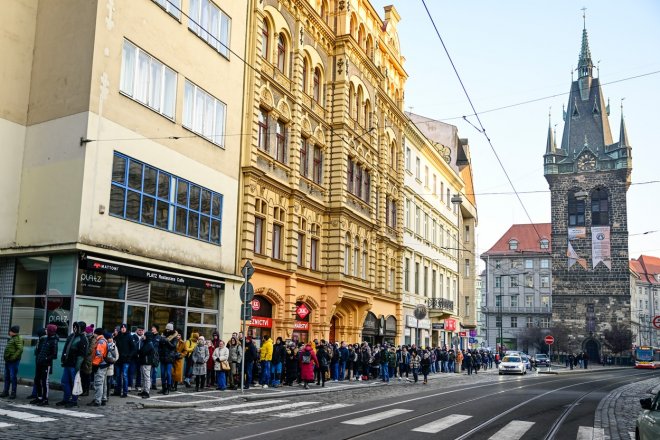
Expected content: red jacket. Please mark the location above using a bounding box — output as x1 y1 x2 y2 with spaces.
299 345 319 381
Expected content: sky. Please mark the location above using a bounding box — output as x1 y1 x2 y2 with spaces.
370 0 660 267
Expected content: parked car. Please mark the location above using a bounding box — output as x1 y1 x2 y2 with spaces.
534 354 551 367
498 355 527 375
521 354 532 370
636 390 660 439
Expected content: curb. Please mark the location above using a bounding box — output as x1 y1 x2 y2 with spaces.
537 366 630 375
131 400 201 409
244 382 384 401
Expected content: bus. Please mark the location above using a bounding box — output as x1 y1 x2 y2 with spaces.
634 346 660 369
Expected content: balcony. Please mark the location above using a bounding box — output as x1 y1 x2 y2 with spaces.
427 298 454 317
482 306 552 315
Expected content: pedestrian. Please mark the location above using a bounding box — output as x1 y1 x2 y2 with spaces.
421 349 431 384
149 325 161 391
31 324 58 405
398 346 410 380
583 352 589 369
128 326 140 392
88 328 109 407
284 342 299 386
568 353 575 370
158 323 178 395
114 323 136 398
270 337 286 388
259 335 273 388
136 325 155 399
208 331 220 388
80 324 95 397
172 329 186 390
299 343 319 389
182 332 199 388
316 341 330 387
455 349 463 374
104 332 118 404
227 336 242 389
409 349 421 383
243 336 257 389
57 321 88 407
212 339 229 391
192 336 209 391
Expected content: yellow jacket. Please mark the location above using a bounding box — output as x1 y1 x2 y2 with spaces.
260 338 273 361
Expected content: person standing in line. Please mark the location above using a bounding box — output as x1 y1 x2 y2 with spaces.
299 343 319 389
208 331 220 388
113 323 135 398
80 324 95 397
29 327 47 400
158 323 178 395
1 325 24 399
409 349 421 384
31 324 58 406
227 336 242 390
182 332 198 388
104 332 118 404
212 339 229 391
136 325 155 399
191 336 209 391
128 326 140 392
270 337 286 388
421 349 431 384
149 325 161 390
172 329 186 391
57 321 88 407
259 335 273 388
88 328 108 407
243 337 257 389
315 341 330 387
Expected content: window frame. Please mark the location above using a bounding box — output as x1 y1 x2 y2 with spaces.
183 79 227 147
188 0 232 59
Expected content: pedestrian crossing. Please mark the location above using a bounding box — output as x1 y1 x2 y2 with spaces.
0 404 102 430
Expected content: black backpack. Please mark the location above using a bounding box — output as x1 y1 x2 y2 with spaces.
302 351 312 364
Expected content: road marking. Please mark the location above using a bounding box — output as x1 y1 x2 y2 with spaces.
199 399 289 412
233 402 317 414
0 422 15 428
274 403 352 418
577 426 604 440
489 421 535 440
413 414 472 433
342 409 413 425
0 408 56 423
11 404 102 419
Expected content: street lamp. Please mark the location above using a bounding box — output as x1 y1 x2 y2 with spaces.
451 194 463 349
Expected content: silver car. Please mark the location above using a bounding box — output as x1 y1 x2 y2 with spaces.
498 355 526 375
636 390 660 440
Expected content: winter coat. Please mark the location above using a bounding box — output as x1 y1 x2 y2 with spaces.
228 343 243 364
192 344 209 376
212 346 229 371
299 346 319 381
207 346 215 372
105 342 119 376
158 331 178 365
316 346 330 369
115 331 136 363
285 347 299 382
173 338 186 382
259 338 273 361
421 351 431 374
61 325 88 370
271 342 286 364
36 335 59 367
81 334 95 374
410 354 421 369
137 335 157 366
388 349 397 369
92 336 108 367
338 346 349 363
4 334 24 362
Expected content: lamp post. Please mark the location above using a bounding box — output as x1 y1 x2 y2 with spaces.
450 194 463 349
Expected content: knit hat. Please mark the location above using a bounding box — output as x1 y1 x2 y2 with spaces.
46 324 58 336
37 327 47 337
9 325 20 334
85 324 95 333
165 322 174 331
94 328 105 336
104 332 113 340
120 323 128 330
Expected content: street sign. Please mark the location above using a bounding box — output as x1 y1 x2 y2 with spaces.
295 303 310 320
545 335 555 345
251 298 261 311
240 303 253 320
241 260 255 279
653 315 660 330
239 282 255 302
414 304 428 320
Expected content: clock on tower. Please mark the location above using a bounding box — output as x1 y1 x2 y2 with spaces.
577 154 596 172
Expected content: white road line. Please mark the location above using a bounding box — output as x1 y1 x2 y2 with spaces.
233 402 318 415
577 426 605 440
274 403 352 418
199 399 289 412
11 404 102 419
0 422 15 428
413 414 472 434
488 421 535 440
342 409 413 426
0 408 56 423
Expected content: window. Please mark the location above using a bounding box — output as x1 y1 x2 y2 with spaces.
526 317 534 328
275 120 287 163
389 268 395 292
433 174 437 195
261 18 269 59
510 317 518 328
423 266 428 296
540 258 549 269
465 296 470 316
525 274 534 288
464 225 470 243
110 152 222 244
254 217 264 253
183 80 226 146
540 275 550 288
415 157 421 180
404 198 410 229
405 146 411 171
386 196 397 228
297 232 305 267
272 223 283 259
496 316 502 328
465 259 470 276
258 108 269 152
313 146 323 184
277 33 286 73
568 192 586 226
432 220 437 245
353 238 360 277
541 295 550 308
361 241 368 279
313 68 321 102
540 239 549 249
404 258 410 291
591 188 609 226
525 259 533 269
344 234 350 275
300 138 309 178
510 295 519 307
120 40 176 120
347 159 370 203
509 275 519 287
439 274 443 297
310 238 319 270
424 166 429 187
495 295 501 307
423 213 429 239
495 276 502 288
414 262 420 294
440 182 444 202
525 295 533 307
432 270 437 298
509 240 518 250
347 159 354 193
189 0 231 58
540 317 550 328
495 259 501 269
446 188 450 207
153 0 182 19
301 57 309 93
415 206 421 235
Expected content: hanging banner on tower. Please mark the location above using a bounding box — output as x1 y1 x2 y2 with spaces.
567 240 587 269
592 226 612 269
568 227 586 239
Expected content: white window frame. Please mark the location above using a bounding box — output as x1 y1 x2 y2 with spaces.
153 0 182 19
183 79 226 147
189 0 232 58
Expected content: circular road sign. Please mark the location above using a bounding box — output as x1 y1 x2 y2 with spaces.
545 335 555 345
653 315 660 330
414 304 428 320
239 282 255 302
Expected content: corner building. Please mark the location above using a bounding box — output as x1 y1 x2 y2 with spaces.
240 0 407 344
0 0 247 377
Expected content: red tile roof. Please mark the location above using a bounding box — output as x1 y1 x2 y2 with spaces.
631 254 660 285
482 223 552 256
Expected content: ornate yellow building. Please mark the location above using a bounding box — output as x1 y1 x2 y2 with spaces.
239 0 408 344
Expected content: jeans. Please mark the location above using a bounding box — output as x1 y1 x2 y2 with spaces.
141 365 151 394
411 366 419 383
128 361 139 388
114 362 130 394
93 366 108 403
216 371 226 390
151 365 158 387
381 364 389 382
184 357 193 383
61 366 78 402
245 361 254 388
331 363 339 380
260 361 271 385
270 362 282 386
2 360 19 395
161 363 173 387
443 361 449 373
338 361 346 380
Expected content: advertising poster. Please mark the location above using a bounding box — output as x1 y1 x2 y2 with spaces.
568 227 586 239
591 226 612 269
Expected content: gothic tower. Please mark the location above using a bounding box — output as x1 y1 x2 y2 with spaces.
544 23 632 361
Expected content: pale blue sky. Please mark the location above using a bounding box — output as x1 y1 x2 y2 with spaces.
371 0 660 264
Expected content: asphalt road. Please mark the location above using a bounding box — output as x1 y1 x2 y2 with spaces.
184 369 656 440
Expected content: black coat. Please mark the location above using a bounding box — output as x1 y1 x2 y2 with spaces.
138 335 157 366
36 335 59 367
115 332 136 363
271 342 286 364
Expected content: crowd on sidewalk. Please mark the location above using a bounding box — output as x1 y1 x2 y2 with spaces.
2 322 501 409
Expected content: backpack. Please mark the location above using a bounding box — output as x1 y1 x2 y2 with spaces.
302 351 312 364
104 341 117 364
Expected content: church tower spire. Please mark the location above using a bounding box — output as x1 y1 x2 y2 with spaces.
577 10 593 79
619 102 630 148
545 110 556 154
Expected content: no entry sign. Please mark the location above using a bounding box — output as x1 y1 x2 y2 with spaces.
653 315 660 330
544 335 555 345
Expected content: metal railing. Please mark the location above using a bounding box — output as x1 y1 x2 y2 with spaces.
427 297 454 312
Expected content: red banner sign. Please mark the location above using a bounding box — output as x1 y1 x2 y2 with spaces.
296 304 310 320
444 319 456 331
293 321 309 331
249 317 272 328
458 331 467 337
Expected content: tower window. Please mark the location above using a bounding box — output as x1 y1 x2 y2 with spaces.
591 188 609 226
568 192 585 226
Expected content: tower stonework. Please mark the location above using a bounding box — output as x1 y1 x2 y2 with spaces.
544 25 632 361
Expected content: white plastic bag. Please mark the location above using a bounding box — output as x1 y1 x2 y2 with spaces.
72 371 83 396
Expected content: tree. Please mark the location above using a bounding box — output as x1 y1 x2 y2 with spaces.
517 326 548 353
603 323 635 364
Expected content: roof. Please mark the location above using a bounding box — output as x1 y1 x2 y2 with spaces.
631 255 660 285
482 223 552 256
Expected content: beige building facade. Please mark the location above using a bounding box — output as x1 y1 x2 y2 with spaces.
1 0 247 377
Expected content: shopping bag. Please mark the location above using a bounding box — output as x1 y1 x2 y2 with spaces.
73 371 83 396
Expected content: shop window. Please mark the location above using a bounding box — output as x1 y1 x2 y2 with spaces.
77 269 127 300
48 254 76 296
188 286 220 309
13 257 49 296
10 297 46 338
98 300 125 331
150 281 187 306
150 305 186 335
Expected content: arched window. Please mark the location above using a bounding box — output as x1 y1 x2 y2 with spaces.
350 15 357 38
344 233 351 275
313 67 321 102
364 99 371 128
390 142 396 169
261 19 270 60
508 240 518 250
591 188 609 226
302 57 309 94
277 33 286 73
366 35 373 59
348 84 355 119
568 191 586 226
358 25 365 48
354 237 360 277
320 0 329 24
362 240 368 279
355 86 362 122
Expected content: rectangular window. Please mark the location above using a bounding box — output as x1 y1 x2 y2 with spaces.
433 174 437 195
465 296 470 317
540 258 550 269
510 295 519 307
465 259 470 276
404 198 410 229
423 266 428 297
153 0 182 19
254 217 264 254
258 108 269 152
510 317 518 328
188 0 231 58
313 146 323 184
272 223 283 259
526 317 534 328
464 225 470 243
495 276 502 288
389 268 395 292
496 316 502 328
424 165 429 187
415 157 421 180
432 270 437 298
423 213 429 239
310 238 319 270
120 40 176 119
300 138 309 177
275 120 287 163
540 317 550 328
510 275 519 287
525 259 533 269
405 147 411 171
495 259 501 269
110 152 222 244
415 206 421 234
525 274 534 288
432 220 437 245
414 262 420 295
297 232 305 267
404 258 410 292
183 79 226 147
347 159 354 193
540 275 550 288
495 295 501 307
541 295 550 308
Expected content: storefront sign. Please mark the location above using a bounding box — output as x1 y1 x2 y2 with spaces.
293 321 309 331
249 317 272 328
251 298 261 311
296 304 310 320
444 319 456 331
81 256 225 290
405 315 430 329
432 323 444 330
458 331 467 337
469 329 477 337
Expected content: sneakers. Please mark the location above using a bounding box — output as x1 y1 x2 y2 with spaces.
262 384 268 389
56 400 69 406
66 401 78 408
37 400 49 406
29 398 41 405
141 393 150 399
101 400 107 406
87 401 101 407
